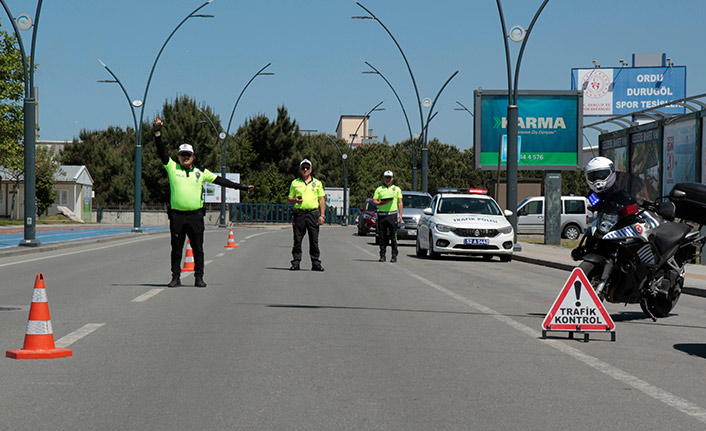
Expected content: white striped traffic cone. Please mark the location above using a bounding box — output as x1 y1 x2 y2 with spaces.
182 239 195 272
6 274 72 359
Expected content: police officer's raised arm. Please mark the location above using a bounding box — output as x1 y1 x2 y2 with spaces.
153 118 169 165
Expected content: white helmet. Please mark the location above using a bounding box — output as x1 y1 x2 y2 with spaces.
585 156 616 193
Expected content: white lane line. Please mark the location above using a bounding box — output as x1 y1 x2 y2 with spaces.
244 232 269 240
216 253 225 257
405 271 706 424
55 323 105 348
353 244 376 257
205 260 213 265
0 236 161 268
131 289 164 303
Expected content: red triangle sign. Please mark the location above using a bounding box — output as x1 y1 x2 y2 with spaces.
542 268 615 331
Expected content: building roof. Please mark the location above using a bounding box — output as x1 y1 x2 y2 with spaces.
0 165 93 185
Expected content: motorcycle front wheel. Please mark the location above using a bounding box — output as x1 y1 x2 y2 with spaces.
578 261 603 298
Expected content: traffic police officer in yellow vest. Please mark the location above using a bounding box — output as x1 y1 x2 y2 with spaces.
287 159 326 272
373 170 403 262
153 118 253 288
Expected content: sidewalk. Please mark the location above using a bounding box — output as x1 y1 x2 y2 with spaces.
515 241 706 298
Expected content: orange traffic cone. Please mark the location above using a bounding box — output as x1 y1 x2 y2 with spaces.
6 274 73 359
182 239 195 272
224 228 238 248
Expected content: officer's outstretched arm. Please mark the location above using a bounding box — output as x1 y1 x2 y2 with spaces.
213 176 253 191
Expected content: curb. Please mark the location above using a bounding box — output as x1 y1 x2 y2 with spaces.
513 253 706 299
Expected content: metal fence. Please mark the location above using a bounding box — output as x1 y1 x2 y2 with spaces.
231 202 359 225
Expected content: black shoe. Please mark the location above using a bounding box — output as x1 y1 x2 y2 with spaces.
194 277 207 288
378 256 386 262
390 256 397 263
167 276 181 288
311 265 324 272
289 264 300 271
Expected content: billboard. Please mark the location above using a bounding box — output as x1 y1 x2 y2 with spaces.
203 173 241 203
325 187 349 215
571 66 686 116
599 133 630 191
474 90 582 171
662 119 697 196
629 128 661 202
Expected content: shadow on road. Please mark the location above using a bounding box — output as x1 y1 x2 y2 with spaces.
674 343 706 359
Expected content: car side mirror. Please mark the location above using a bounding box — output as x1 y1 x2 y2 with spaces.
504 209 513 217
423 208 433 215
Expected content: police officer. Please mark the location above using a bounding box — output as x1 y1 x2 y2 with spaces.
153 118 254 288
287 159 326 271
372 170 403 262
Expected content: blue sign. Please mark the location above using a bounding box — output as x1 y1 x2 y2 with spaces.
571 66 686 116
474 90 582 170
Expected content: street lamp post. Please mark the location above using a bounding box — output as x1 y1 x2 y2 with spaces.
353 3 425 192
495 0 549 251
341 101 384 226
323 135 348 224
221 62 274 227
362 61 416 191
421 70 460 192
2 0 43 246
99 1 214 233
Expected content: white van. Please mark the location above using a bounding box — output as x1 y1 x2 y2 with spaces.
516 196 592 239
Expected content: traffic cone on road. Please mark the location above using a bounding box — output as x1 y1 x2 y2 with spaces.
182 239 195 272
6 273 73 359
224 228 238 248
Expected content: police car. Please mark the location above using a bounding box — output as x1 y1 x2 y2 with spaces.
416 190 514 262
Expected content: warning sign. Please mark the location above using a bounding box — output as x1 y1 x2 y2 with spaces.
542 268 615 332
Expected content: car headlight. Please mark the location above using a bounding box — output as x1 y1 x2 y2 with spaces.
363 214 373 220
497 225 513 234
434 223 452 233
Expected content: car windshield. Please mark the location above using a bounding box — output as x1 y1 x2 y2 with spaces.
437 197 501 215
365 201 378 212
403 194 432 209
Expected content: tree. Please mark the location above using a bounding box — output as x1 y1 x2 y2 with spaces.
0 19 25 171
36 146 59 215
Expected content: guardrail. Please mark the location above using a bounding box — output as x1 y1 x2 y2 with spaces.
231 203 359 225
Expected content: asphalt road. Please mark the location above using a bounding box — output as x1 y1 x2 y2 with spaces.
1 225 705 430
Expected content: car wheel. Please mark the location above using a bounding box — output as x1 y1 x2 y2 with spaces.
482 254 493 261
428 233 441 259
358 227 367 236
562 224 581 240
500 255 512 262
415 235 427 257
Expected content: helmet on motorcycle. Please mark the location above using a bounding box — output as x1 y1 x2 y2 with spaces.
585 156 616 193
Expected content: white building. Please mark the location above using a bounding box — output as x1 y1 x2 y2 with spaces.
0 165 93 221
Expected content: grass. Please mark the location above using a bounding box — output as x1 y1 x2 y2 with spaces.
0 214 88 226
518 235 580 249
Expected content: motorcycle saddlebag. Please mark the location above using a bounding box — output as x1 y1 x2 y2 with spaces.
669 182 706 225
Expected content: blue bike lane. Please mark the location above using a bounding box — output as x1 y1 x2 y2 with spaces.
0 224 169 249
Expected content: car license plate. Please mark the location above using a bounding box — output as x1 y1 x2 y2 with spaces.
464 238 489 245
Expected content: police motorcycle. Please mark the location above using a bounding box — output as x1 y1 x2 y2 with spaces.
570 157 706 321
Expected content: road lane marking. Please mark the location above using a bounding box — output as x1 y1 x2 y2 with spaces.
216 253 225 257
131 289 164 303
405 271 706 424
55 323 105 348
353 244 376 257
205 260 213 265
244 232 269 240
0 236 160 268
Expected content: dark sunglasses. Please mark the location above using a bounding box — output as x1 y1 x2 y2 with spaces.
179 152 193 157
300 165 311 170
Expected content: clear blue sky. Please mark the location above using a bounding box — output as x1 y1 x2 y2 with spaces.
6 0 706 151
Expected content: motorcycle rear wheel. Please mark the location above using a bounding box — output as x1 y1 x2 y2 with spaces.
640 291 681 318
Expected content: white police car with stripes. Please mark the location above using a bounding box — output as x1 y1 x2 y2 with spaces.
416 190 514 261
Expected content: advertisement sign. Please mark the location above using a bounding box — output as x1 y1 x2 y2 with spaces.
599 134 629 190
325 187 348 215
662 119 697 196
629 128 661 202
703 118 706 184
474 90 582 170
203 173 241 203
571 66 686 116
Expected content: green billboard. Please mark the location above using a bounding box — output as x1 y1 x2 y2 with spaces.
474 90 582 170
